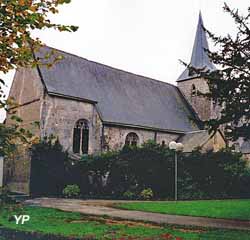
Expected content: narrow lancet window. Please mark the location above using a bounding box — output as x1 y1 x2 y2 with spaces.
73 119 89 154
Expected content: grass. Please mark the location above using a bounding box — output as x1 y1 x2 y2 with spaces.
0 205 249 239
117 199 250 220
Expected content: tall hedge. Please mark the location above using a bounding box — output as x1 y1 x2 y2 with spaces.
30 137 68 196
29 139 250 199
78 141 250 200
179 149 250 199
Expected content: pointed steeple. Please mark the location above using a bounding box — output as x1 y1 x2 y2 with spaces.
177 12 216 82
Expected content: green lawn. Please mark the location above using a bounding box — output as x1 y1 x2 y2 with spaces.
0 205 250 239
117 199 250 220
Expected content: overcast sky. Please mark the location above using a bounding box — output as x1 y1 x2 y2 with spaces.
1 0 250 122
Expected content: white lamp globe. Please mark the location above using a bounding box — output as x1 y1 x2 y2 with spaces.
169 141 177 150
176 143 184 152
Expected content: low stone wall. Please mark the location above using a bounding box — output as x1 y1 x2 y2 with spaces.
3 146 31 194
0 227 95 240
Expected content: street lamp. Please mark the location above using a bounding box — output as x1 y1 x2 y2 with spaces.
169 141 184 201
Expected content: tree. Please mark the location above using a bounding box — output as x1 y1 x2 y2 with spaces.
199 3 250 141
0 0 78 155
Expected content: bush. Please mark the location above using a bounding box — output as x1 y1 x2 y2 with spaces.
123 190 136 200
63 185 80 198
30 136 68 196
79 141 174 198
179 148 250 199
140 188 154 200
0 186 15 206
76 141 250 200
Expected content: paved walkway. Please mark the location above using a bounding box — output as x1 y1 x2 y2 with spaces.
25 198 250 231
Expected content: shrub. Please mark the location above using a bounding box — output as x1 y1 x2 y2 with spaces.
179 148 250 199
0 186 15 206
123 190 136 200
63 185 80 198
77 141 249 200
79 141 175 198
30 136 68 196
140 188 154 200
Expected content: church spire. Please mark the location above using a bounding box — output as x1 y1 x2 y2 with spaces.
177 12 216 82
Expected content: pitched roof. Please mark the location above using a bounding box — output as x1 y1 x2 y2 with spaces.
240 141 250 154
35 46 200 133
178 130 210 152
177 12 216 82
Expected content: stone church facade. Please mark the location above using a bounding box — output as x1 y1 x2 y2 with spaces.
4 13 227 193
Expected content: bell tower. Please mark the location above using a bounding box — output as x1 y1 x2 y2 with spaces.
177 12 217 121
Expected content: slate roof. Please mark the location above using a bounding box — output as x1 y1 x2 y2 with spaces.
178 130 210 152
177 12 216 82
35 46 200 133
240 141 250 154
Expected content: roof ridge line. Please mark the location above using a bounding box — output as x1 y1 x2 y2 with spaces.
186 130 207 133
42 45 178 89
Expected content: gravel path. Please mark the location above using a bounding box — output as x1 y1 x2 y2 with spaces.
25 198 250 231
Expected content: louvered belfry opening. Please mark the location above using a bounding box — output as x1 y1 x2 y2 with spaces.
191 84 197 96
73 119 89 154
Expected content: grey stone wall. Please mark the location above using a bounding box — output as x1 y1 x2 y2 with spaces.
177 77 215 121
4 67 44 193
6 67 44 136
3 147 31 194
40 95 102 154
8 67 44 105
202 132 226 153
103 125 180 151
156 132 180 145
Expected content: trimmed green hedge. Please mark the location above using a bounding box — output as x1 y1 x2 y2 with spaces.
78 141 250 200
29 139 250 200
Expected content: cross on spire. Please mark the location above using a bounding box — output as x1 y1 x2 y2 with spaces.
177 12 216 82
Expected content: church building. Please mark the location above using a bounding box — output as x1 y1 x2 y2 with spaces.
4 13 229 193
6 13 226 158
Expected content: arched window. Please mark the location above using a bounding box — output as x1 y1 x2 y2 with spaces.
191 84 197 96
73 119 89 154
125 132 139 146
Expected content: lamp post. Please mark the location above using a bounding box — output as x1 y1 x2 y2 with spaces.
169 141 184 201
